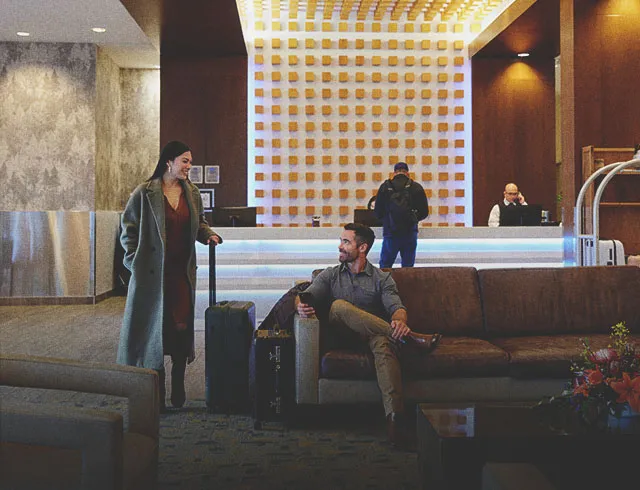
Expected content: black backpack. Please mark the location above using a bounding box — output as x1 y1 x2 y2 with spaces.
385 179 417 231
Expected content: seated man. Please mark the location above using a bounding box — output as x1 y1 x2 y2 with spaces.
488 183 527 227
296 222 441 448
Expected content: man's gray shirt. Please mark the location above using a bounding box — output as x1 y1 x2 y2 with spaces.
304 260 405 322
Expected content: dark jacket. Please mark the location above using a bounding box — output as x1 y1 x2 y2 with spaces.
374 173 429 237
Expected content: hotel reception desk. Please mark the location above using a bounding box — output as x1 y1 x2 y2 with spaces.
0 212 563 320
192 226 564 325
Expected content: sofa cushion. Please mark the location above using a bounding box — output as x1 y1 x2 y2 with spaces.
321 349 376 379
391 267 485 336
479 266 640 337
320 337 510 380
401 337 510 379
490 334 613 378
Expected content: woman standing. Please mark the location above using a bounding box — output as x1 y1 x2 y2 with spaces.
117 141 221 410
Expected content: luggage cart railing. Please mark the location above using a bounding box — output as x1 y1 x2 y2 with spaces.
575 155 640 266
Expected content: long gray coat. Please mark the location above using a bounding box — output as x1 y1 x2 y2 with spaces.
116 178 217 369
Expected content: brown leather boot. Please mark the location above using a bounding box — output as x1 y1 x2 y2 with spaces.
387 412 417 451
170 358 186 408
402 332 442 351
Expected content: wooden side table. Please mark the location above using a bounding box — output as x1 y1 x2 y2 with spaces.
416 402 638 490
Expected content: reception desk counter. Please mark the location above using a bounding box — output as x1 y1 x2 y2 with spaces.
0 214 564 313
194 226 565 324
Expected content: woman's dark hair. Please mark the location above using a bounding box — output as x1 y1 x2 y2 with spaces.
148 141 191 180
344 222 375 256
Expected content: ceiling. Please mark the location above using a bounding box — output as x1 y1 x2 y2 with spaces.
474 0 559 58
0 0 516 68
236 0 510 24
0 0 159 68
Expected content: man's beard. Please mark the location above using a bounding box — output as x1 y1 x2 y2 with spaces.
338 250 356 263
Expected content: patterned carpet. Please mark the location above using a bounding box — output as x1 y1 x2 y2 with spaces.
0 386 419 490
0 299 420 489
156 404 418 490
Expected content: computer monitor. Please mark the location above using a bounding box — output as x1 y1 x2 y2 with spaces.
500 204 543 226
209 206 257 227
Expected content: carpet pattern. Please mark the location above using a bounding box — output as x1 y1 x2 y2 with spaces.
0 299 420 489
157 404 418 490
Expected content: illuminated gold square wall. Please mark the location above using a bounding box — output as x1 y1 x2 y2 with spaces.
247 13 481 227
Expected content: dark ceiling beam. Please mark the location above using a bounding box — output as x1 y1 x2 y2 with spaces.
119 0 163 51
470 0 560 59
469 0 537 58
161 0 246 57
119 0 246 57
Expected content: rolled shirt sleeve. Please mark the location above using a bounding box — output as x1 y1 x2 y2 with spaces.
380 273 406 318
302 267 332 303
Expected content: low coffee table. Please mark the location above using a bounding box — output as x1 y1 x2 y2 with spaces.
416 402 637 490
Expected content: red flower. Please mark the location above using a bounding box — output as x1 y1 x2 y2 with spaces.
585 369 604 385
573 382 590 397
610 372 640 413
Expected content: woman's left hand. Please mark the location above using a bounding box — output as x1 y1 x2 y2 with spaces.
207 235 221 245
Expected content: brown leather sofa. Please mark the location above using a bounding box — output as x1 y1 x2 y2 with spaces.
294 266 640 406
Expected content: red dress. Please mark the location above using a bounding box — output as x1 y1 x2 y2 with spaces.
163 193 192 358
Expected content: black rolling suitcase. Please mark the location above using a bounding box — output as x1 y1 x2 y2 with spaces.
205 243 256 413
250 327 295 429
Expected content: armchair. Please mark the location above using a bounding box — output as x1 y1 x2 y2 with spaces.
0 354 159 490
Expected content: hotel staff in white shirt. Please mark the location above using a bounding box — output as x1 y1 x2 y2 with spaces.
488 183 527 227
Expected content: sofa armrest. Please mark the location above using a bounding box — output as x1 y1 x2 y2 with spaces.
1 401 124 490
0 354 158 441
294 313 320 404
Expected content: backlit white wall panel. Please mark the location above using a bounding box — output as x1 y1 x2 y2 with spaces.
245 12 479 227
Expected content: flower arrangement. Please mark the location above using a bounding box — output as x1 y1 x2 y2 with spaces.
537 322 639 430
570 321 639 420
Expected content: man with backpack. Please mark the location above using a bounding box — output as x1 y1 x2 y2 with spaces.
374 161 429 268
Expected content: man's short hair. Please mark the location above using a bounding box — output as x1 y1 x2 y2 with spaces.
393 161 409 172
344 223 375 256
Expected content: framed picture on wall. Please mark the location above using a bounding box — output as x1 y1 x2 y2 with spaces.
189 165 203 184
205 165 220 184
200 189 214 209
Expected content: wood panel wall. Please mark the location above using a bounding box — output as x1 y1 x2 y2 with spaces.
160 56 248 207
561 0 640 258
573 0 640 172
471 57 556 225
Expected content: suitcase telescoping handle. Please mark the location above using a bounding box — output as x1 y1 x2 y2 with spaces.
209 242 216 307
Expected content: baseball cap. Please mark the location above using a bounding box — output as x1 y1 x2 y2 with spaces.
393 161 409 172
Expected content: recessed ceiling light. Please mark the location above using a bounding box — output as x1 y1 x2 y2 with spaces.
91 27 107 33
17 32 30 37
517 52 530 57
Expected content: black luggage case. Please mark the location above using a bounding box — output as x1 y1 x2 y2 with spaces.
250 328 295 429
205 244 255 413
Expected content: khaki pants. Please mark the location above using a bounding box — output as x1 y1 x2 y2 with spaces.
328 299 403 415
